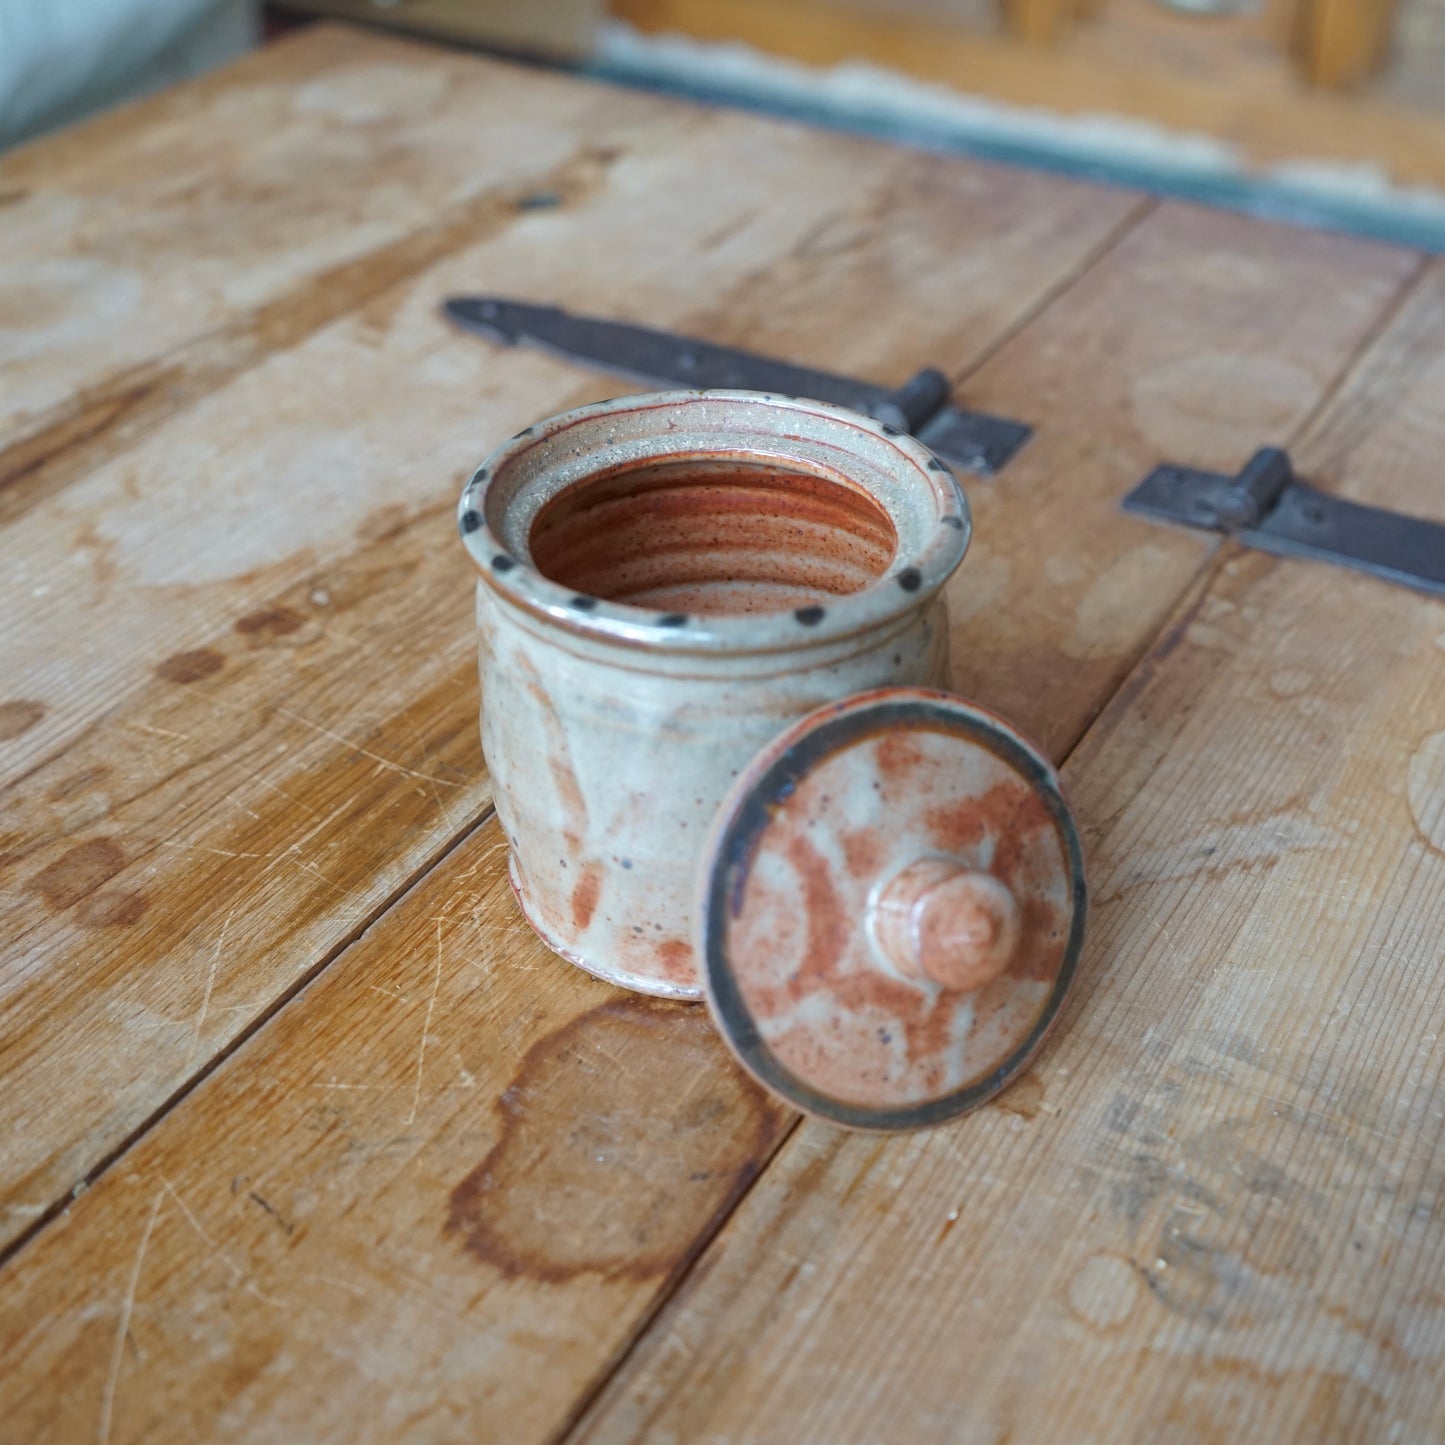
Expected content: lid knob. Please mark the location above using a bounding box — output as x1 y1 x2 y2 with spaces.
871 858 1020 993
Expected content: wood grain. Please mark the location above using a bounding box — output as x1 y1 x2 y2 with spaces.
0 35 1154 1257
0 27 633 465
940 202 1419 762
0 821 796 1445
0 197 1418 1438
575 261 1445 1445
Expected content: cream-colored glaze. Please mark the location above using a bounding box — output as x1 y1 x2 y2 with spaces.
463 391 968 997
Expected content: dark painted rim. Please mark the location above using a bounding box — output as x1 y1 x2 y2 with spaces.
457 390 970 656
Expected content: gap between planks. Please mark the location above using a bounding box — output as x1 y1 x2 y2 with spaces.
0 804 497 1275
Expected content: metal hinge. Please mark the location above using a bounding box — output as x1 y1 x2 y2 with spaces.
1123 447 1445 601
443 297 1032 477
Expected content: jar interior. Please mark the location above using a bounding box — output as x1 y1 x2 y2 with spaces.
527 456 899 616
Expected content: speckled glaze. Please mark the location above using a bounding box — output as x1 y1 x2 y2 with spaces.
700 690 1086 1129
458 391 970 999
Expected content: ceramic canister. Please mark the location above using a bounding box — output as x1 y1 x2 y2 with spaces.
457 390 971 999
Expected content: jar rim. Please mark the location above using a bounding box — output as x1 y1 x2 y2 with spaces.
457 390 970 654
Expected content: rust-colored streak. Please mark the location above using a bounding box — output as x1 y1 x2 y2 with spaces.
155 648 225 684
787 832 849 986
927 779 1052 878
447 998 785 1283
75 889 149 928
235 606 304 640
0 700 46 741
876 731 928 786
570 862 603 931
656 939 693 980
28 837 126 911
517 661 588 828
841 827 884 881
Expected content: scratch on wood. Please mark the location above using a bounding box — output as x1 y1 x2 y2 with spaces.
98 1187 164 1445
251 772 326 823
124 721 190 743
154 840 270 862
160 1176 280 1304
272 705 461 788
407 919 446 1126
186 907 236 1072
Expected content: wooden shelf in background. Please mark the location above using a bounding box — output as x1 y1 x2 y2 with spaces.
613 0 1445 188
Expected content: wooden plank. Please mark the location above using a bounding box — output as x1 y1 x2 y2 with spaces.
0 48 1155 1252
0 824 795 1445
0 204 1417 1440
939 202 1418 761
0 25 620 489
575 261 1445 1444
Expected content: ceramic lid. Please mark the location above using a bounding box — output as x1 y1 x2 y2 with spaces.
698 689 1086 1131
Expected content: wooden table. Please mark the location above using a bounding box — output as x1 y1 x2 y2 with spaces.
1 23 1441 1442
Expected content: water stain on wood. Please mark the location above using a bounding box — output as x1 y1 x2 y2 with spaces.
235 605 304 641
447 997 784 1284
0 699 46 740
0 142 625 534
155 648 225 684
0 371 172 527
994 1070 1044 1120
28 837 126 911
75 889 149 927
1407 728 1445 855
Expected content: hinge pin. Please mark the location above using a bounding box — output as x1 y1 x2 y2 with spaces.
862 368 952 435
1214 447 1294 530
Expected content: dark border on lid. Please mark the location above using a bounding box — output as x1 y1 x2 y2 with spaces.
702 691 1088 1132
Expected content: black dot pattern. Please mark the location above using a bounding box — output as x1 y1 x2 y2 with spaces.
492 554 517 572
657 613 689 628
460 509 482 534
794 606 826 626
897 567 922 592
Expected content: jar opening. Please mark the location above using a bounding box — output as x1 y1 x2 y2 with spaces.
527 456 898 617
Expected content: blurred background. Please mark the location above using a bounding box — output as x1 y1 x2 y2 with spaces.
3 0 1443 244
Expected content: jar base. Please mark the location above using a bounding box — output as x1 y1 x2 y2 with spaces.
507 853 704 1002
